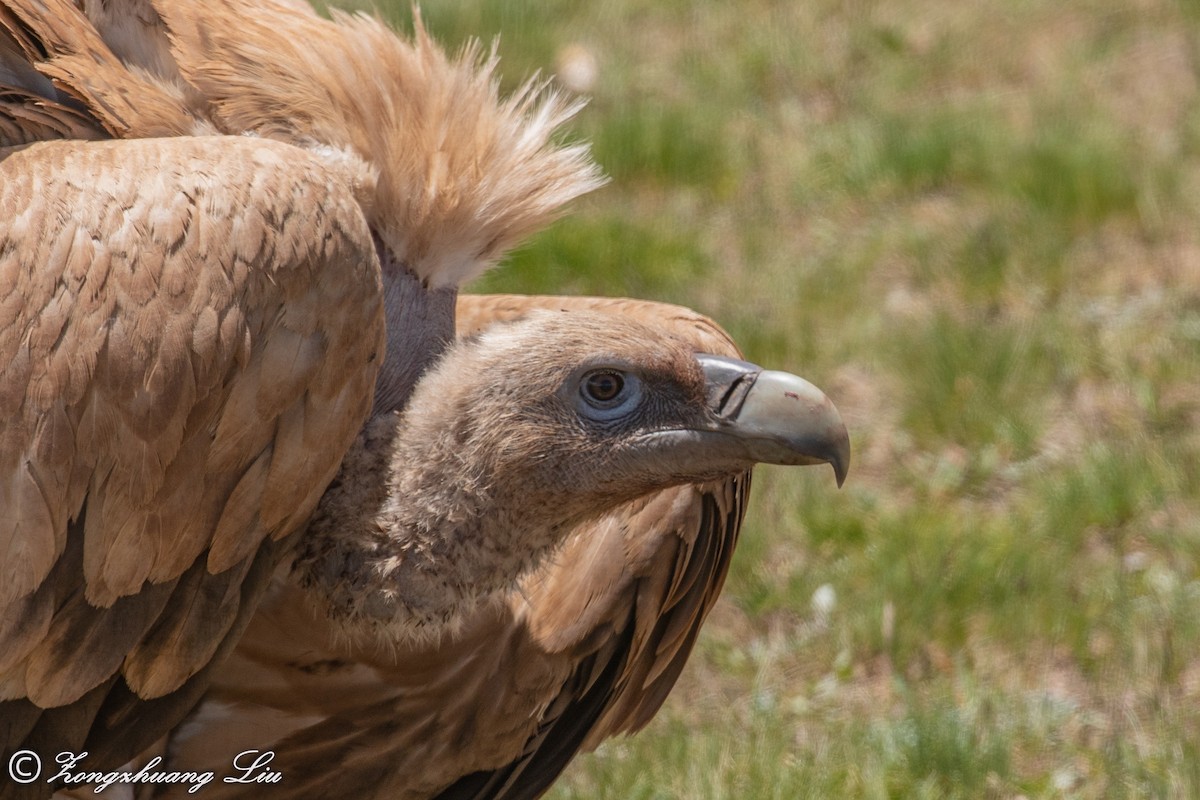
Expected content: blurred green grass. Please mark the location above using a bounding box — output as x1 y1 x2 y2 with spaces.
346 0 1200 795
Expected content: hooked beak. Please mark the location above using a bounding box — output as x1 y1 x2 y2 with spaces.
699 354 850 486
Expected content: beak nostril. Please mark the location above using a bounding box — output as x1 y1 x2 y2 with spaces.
697 354 762 419
714 373 756 418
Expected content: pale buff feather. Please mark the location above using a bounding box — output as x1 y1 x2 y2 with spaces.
155 0 605 287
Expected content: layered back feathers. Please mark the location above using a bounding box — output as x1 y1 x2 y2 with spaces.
0 0 605 286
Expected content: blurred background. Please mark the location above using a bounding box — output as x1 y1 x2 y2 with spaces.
334 1 1199 796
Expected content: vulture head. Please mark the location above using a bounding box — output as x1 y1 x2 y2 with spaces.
298 311 849 643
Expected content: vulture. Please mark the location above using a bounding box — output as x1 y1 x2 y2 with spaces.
0 2 850 798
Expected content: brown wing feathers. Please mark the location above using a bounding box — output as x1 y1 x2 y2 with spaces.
0 135 384 780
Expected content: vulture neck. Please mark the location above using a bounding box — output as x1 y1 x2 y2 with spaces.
372 237 456 414
295 413 578 646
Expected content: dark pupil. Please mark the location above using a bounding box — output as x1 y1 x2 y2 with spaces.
587 372 624 402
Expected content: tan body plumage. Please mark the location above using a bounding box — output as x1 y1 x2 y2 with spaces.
0 3 848 799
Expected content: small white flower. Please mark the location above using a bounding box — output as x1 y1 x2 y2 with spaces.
811 583 837 620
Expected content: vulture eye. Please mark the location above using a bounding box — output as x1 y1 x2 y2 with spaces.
577 369 641 419
584 371 624 403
